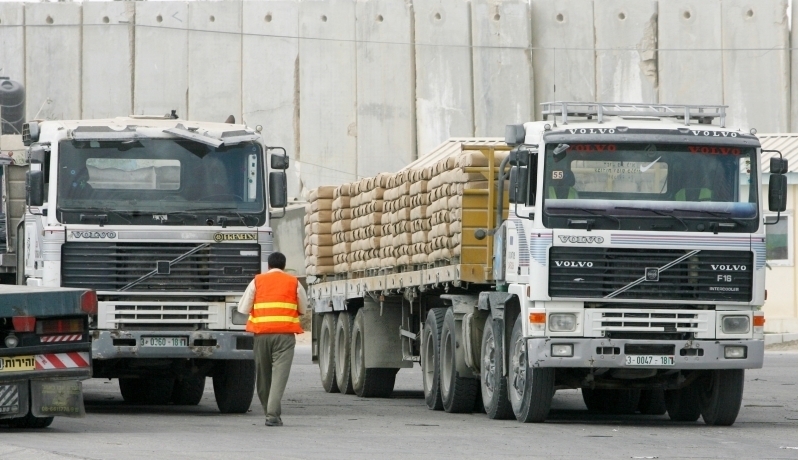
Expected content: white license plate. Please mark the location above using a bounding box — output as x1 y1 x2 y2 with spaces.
141 337 188 347
625 355 674 366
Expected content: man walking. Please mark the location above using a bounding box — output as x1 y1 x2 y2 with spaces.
237 251 306 426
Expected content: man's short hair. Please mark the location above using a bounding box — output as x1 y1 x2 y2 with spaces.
267 252 287 270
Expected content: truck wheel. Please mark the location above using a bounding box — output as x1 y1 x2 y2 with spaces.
334 311 356 394
5 412 54 429
440 308 478 413
581 388 604 412
350 308 397 398
172 375 206 406
699 369 744 426
508 315 554 423
638 389 667 415
119 378 144 404
119 377 174 405
665 380 701 422
421 308 446 410
319 313 340 393
213 359 256 413
582 388 640 414
481 314 513 419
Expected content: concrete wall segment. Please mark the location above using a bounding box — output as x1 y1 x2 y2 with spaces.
471 0 533 137
133 2 189 118
355 0 416 178
25 2 81 121
722 0 789 133
82 2 134 119
594 0 658 105
242 0 301 198
414 0 474 155
0 3 25 89
299 0 358 193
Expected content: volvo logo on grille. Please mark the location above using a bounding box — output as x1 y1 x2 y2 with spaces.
71 231 117 239
711 264 747 271
213 233 256 243
554 261 593 268
558 235 604 244
645 268 659 281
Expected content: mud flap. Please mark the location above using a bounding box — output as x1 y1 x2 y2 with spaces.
31 380 85 418
0 381 29 419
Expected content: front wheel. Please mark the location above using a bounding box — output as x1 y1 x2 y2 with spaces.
213 359 256 413
172 375 206 406
508 315 554 423
665 380 701 422
699 369 745 426
119 377 174 405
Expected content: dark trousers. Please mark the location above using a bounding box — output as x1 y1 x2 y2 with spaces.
253 333 296 419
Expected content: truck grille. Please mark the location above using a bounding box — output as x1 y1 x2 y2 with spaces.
62 242 260 292
549 247 753 302
584 308 712 338
104 301 221 328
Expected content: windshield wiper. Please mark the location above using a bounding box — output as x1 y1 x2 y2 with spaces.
546 206 620 230
672 208 747 229
57 207 132 226
615 206 688 231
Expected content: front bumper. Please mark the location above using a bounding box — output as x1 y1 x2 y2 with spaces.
91 330 254 360
527 338 764 370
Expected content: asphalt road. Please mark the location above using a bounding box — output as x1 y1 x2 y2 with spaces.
1 347 797 460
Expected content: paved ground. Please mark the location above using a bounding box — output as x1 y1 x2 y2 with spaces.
1 345 797 460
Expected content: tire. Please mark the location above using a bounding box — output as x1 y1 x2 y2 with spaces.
5 412 54 429
638 389 667 415
665 381 701 422
508 315 555 423
319 313 340 393
334 311 356 394
119 377 174 405
350 309 397 398
699 369 745 426
582 388 640 414
172 375 206 406
440 308 479 413
481 314 513 419
213 359 256 413
581 388 603 412
421 308 446 410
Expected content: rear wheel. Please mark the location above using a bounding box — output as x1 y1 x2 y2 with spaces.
440 308 478 413
699 369 744 426
213 359 256 413
350 309 397 398
480 315 513 419
421 308 446 410
508 315 554 423
4 412 54 429
665 380 701 422
172 375 206 406
319 313 339 393
334 311 355 394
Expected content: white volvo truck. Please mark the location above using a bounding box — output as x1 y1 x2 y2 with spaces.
308 102 787 426
2 115 289 412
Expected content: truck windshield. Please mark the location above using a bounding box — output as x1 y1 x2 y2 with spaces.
542 142 758 232
56 139 265 226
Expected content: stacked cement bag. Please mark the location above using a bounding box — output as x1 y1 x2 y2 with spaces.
426 156 460 263
380 171 409 268
408 167 434 264
348 173 390 272
304 186 336 276
331 183 352 274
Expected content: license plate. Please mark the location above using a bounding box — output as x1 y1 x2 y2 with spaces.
141 337 188 347
0 384 20 414
0 355 36 372
625 355 674 366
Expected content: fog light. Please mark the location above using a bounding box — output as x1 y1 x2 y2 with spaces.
4 333 18 348
551 344 574 357
724 345 747 359
722 316 750 334
548 313 577 332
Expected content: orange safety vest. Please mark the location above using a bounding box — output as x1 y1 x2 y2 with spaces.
246 271 304 334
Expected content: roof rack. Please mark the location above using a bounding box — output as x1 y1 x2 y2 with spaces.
540 101 727 128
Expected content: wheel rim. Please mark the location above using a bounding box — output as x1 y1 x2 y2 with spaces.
482 331 497 401
352 327 363 383
422 327 435 394
335 321 347 378
320 321 332 377
441 328 453 397
509 336 526 412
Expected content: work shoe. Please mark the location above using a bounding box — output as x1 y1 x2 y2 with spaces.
265 416 283 427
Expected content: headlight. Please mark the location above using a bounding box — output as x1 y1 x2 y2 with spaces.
231 309 249 325
548 313 577 332
722 316 750 334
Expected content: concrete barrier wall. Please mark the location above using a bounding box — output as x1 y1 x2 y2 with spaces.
5 0 798 195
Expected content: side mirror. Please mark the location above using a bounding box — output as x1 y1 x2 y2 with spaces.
768 174 787 212
508 166 528 204
22 122 40 146
508 148 530 167
504 124 525 147
28 145 47 164
26 170 45 207
269 171 288 209
770 157 788 175
270 154 289 170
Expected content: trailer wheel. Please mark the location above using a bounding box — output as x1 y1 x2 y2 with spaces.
440 308 478 413
481 314 513 419
213 359 256 413
699 369 744 426
350 309 397 398
5 412 54 429
334 311 355 394
119 377 174 405
665 380 701 422
638 389 667 415
508 315 554 423
421 308 446 410
319 313 340 393
172 375 206 406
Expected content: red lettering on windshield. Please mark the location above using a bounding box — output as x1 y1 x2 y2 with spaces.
687 146 742 155
569 144 617 152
